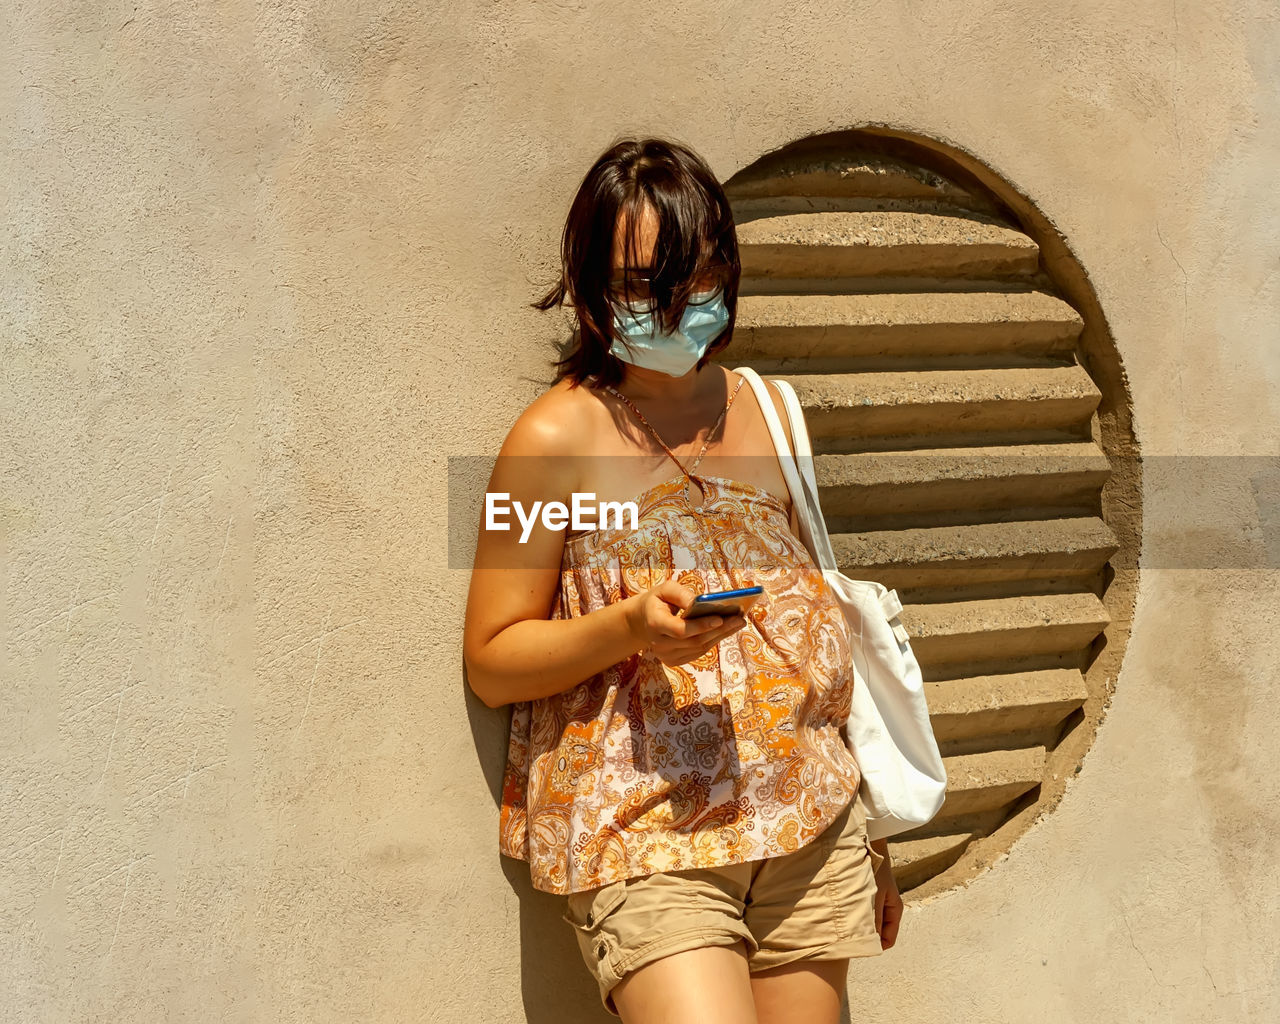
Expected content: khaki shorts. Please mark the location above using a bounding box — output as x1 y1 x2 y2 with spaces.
560 794 887 1017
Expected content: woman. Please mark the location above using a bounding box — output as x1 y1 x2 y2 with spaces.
463 136 902 1024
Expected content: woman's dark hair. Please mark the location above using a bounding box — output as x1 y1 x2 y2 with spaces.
532 136 741 389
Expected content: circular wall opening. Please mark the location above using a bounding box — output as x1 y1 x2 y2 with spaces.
719 128 1140 900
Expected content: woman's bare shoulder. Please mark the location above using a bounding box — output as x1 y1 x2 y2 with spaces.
499 377 604 459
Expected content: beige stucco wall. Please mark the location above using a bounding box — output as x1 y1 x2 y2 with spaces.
3 1 1277 1021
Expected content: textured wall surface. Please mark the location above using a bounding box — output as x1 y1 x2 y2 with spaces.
2 1 1277 1022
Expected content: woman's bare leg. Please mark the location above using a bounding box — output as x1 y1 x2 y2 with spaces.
610 942 759 1024
749 958 849 1024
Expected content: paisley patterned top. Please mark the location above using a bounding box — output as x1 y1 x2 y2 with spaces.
497 470 864 895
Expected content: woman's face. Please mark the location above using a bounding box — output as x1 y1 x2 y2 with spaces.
609 205 723 308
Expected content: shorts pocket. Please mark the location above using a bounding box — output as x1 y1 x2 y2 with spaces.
562 878 629 932
562 879 631 992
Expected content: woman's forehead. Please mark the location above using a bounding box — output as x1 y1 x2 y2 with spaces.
611 205 659 270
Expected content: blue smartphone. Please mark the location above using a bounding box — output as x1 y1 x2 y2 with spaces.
681 585 764 619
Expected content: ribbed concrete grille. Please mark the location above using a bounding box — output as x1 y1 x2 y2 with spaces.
719 140 1122 895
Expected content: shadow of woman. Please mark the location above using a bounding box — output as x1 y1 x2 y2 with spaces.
464 671 617 1023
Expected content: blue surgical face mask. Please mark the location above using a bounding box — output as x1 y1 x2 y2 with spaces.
609 289 730 377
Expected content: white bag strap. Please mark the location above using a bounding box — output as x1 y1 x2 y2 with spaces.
732 365 796 461
769 377 842 573
732 367 837 573
734 366 912 643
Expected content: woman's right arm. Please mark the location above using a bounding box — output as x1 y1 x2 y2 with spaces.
462 396 745 709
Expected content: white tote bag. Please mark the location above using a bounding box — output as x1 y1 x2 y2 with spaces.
734 366 948 841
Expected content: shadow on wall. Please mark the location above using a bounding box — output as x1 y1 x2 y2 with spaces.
499 858 615 1022
463 677 617 1021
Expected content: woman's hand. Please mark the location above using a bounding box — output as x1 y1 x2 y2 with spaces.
626 579 748 667
872 851 903 950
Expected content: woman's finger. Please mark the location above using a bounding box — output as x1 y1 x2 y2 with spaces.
651 579 696 616
651 610 722 641
654 614 749 664
707 614 747 642
682 608 752 639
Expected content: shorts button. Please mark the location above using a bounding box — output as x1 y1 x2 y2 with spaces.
596 941 608 960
